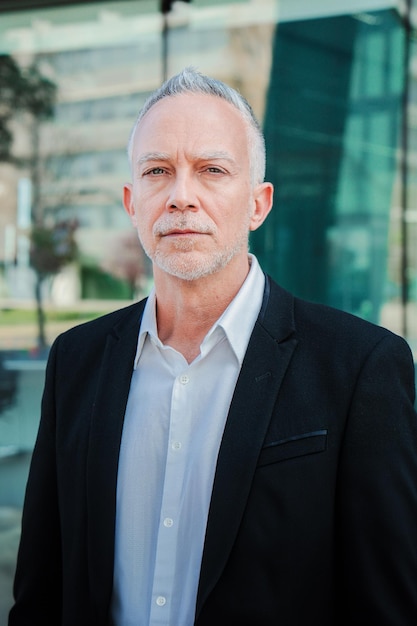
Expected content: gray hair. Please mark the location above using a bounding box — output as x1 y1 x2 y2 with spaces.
127 67 266 185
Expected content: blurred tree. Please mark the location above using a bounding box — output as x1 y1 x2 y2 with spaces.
0 54 78 348
30 220 78 348
0 55 25 160
19 62 56 227
21 63 62 348
0 55 56 165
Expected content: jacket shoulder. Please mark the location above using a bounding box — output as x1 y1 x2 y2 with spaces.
266 276 407 351
53 298 147 347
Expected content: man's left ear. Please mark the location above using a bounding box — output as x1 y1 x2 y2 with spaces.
249 182 274 232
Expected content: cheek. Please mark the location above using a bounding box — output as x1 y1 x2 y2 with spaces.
225 202 252 230
136 184 168 207
131 192 160 226
137 215 153 239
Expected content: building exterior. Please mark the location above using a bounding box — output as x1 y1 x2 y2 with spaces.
0 0 416 340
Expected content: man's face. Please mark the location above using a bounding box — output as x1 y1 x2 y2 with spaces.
124 92 271 281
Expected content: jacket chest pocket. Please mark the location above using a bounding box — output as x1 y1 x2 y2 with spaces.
257 430 327 467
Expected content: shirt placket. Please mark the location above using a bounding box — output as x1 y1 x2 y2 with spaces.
149 367 191 624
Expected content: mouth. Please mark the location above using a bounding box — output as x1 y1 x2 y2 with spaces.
163 229 207 237
154 219 214 238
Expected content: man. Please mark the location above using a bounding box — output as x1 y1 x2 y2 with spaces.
9 67 417 625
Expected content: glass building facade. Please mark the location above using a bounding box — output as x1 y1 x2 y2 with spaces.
0 0 416 619
254 10 406 322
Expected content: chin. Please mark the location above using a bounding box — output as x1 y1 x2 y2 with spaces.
154 251 231 281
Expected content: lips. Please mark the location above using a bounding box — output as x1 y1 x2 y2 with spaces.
154 220 214 237
165 229 203 235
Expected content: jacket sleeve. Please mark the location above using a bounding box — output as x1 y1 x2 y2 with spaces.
9 339 63 625
336 332 417 624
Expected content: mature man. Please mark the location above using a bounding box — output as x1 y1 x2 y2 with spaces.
10 68 417 625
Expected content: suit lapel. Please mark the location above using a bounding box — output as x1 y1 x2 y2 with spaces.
86 302 145 620
196 279 298 615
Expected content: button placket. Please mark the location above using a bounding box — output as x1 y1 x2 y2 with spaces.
150 366 192 623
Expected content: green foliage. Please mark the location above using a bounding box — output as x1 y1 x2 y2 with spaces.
0 54 57 162
19 63 56 120
0 55 23 159
30 220 78 278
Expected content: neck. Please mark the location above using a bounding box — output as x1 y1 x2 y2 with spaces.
153 256 250 363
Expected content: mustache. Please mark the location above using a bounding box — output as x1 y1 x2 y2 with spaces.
153 216 215 236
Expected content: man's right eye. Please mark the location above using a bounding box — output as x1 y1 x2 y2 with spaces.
144 167 166 176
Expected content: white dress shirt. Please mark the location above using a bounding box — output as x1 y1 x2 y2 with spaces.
111 254 265 626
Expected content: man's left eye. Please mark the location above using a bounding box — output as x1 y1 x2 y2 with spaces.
206 167 223 173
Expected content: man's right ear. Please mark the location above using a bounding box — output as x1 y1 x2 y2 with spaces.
123 183 137 227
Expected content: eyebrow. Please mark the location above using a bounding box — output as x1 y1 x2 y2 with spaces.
192 151 236 163
136 152 171 166
136 150 236 167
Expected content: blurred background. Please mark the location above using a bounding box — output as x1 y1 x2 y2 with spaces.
0 0 417 619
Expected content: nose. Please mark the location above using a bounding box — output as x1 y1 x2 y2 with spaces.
166 172 199 212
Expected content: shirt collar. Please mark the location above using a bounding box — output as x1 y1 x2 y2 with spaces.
208 254 264 365
134 254 265 368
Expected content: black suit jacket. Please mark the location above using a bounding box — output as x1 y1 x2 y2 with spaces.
9 277 417 625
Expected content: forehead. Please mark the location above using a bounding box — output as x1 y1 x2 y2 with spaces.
132 92 249 152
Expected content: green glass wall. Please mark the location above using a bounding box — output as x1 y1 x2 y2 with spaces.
252 10 404 324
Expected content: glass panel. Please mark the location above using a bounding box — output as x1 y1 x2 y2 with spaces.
252 10 405 321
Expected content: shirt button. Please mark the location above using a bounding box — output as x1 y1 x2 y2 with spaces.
179 374 189 384
156 596 166 606
163 517 173 528
172 441 182 451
